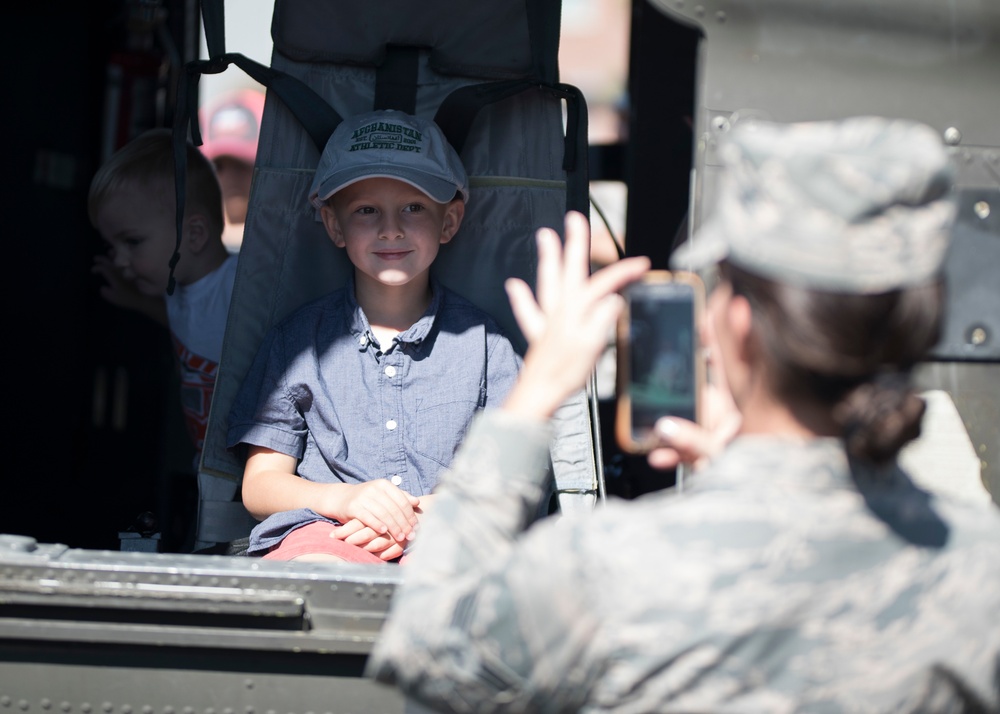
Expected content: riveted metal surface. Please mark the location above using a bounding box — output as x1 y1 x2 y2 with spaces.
0 538 408 712
0 539 402 654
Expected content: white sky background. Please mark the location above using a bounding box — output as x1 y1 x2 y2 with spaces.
198 0 275 105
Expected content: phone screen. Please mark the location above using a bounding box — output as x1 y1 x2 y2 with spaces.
617 272 702 452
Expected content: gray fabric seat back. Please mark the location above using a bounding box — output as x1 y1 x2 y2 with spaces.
193 0 600 549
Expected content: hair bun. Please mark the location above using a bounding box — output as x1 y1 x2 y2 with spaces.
833 373 926 463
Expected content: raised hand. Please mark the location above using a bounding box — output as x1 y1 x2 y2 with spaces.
502 211 650 420
91 254 167 324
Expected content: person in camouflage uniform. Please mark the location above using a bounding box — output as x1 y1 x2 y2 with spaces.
366 117 1000 712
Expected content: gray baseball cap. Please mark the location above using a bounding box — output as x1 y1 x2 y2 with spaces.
309 109 469 208
670 116 957 293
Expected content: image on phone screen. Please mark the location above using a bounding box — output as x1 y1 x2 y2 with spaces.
627 284 696 439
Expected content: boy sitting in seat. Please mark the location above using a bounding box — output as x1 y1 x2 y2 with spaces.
227 109 522 563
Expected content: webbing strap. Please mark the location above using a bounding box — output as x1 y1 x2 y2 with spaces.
434 79 590 215
226 53 343 150
433 79 537 155
374 46 421 114
526 0 564 84
168 65 197 295
169 47 342 294
201 0 226 59
552 82 590 216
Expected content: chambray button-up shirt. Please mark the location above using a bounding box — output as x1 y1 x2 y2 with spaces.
227 277 522 555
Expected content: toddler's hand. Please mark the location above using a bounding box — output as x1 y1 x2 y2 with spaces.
92 255 140 307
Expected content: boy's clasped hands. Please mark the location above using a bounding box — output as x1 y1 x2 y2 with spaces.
326 486 435 561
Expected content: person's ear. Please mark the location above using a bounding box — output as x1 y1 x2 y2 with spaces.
728 294 756 362
320 204 346 248
185 214 210 253
438 199 465 245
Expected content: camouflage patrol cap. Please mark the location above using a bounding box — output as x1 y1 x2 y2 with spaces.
671 116 957 293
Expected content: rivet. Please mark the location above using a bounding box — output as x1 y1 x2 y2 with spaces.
60 704 71 713
968 326 988 346
711 115 730 132
102 704 113 713
41 701 51 711
973 201 990 219
943 127 961 145
716 10 726 22
694 5 705 16
0 696 11 707
17 701 28 712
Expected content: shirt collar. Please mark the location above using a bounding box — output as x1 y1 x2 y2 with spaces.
345 274 443 352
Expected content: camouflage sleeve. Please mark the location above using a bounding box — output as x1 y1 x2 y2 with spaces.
366 409 603 712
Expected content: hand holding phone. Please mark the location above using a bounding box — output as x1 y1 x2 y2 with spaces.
615 270 705 454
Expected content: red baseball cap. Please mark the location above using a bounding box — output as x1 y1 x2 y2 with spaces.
199 88 265 164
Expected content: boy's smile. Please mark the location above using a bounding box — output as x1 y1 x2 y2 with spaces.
372 248 414 260
321 177 464 293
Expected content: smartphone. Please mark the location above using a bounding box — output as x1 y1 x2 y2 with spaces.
615 270 705 454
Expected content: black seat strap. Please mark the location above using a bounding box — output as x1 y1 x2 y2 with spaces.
168 0 343 294
374 46 421 114
434 79 590 216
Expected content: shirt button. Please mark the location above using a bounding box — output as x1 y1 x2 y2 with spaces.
390 475 402 486
386 419 397 431
358 335 368 346
384 365 396 377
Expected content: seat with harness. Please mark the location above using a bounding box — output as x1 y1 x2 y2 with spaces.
171 0 604 552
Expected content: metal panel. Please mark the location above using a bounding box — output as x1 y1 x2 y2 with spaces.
650 0 1000 229
648 0 1000 503
0 536 407 712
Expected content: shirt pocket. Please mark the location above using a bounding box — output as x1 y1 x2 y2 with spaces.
413 398 481 468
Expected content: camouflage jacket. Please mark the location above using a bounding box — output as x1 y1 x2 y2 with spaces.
367 410 1000 712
